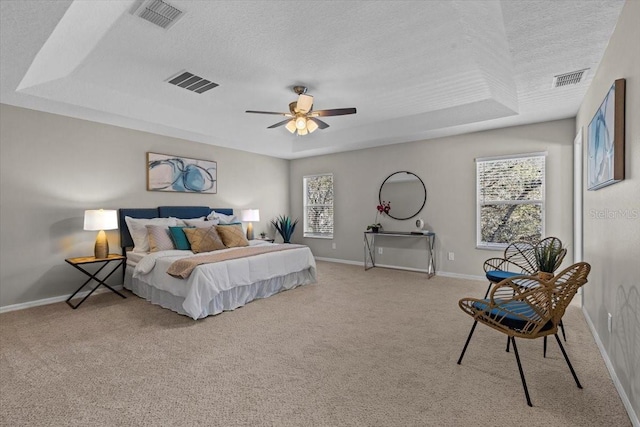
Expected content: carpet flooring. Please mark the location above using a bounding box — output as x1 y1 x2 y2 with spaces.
0 261 631 426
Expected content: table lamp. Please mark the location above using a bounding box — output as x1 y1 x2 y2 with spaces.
84 209 118 259
240 209 260 240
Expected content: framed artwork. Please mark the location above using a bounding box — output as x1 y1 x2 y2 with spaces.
147 152 217 193
587 78 625 190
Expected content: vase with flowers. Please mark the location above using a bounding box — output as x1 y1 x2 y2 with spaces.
367 201 391 233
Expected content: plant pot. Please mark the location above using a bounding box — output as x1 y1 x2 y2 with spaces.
537 271 554 281
370 226 379 233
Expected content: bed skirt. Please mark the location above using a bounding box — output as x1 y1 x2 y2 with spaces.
124 265 316 319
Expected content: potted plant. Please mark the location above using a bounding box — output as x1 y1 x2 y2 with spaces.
271 215 298 243
367 201 390 233
534 240 564 280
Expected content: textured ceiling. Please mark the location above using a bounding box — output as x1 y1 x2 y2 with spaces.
0 0 624 159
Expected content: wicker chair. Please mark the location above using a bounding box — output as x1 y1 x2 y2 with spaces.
457 262 591 406
483 237 568 349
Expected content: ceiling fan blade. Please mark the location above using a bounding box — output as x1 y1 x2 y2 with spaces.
246 110 293 117
308 117 329 129
311 107 357 117
297 94 314 114
267 119 293 129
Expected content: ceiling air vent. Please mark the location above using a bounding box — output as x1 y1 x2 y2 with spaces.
552 69 589 88
131 0 183 29
167 71 219 94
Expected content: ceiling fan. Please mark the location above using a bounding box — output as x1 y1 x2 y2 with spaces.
246 86 356 136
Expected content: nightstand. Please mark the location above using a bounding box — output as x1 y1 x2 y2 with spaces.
254 237 275 243
64 254 126 309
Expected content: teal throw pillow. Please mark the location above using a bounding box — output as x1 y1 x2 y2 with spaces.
169 226 195 250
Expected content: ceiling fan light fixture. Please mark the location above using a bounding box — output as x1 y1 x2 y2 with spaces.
285 120 297 134
295 116 307 130
306 119 319 133
297 127 308 136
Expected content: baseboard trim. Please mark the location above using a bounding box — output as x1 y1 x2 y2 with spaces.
0 285 125 314
314 257 485 281
582 307 639 427
314 257 363 266
435 271 486 282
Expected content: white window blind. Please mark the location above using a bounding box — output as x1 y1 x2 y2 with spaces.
476 153 545 248
303 174 334 238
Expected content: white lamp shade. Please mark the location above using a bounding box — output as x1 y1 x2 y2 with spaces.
285 120 297 134
241 209 260 222
306 119 319 133
84 209 118 231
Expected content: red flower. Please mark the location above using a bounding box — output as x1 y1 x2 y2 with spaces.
373 201 391 226
377 201 391 214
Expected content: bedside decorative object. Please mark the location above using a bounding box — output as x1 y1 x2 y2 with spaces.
241 208 260 240
65 254 126 309
260 232 266 239
415 218 424 230
84 209 118 259
271 215 298 243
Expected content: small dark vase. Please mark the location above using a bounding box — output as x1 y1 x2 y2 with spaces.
370 226 379 233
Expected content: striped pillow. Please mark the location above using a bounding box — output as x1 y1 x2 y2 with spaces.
146 225 175 252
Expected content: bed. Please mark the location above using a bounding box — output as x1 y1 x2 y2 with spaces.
118 206 317 319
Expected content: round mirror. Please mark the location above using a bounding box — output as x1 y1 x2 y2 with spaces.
379 171 427 220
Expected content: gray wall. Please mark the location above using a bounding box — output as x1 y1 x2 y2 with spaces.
0 104 289 307
575 0 640 418
290 119 575 277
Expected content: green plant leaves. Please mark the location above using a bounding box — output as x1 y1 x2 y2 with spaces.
271 215 299 243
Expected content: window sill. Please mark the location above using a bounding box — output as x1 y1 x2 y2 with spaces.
304 234 333 239
476 244 507 251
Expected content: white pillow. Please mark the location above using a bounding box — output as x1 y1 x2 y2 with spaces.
207 211 238 224
125 216 177 252
183 219 218 228
172 216 206 226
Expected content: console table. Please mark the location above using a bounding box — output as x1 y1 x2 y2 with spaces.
363 231 436 278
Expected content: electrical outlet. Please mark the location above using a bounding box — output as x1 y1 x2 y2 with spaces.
448 252 455 261
378 247 383 255
608 313 613 333
332 243 336 249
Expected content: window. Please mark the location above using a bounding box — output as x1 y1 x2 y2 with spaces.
476 153 545 248
303 174 334 238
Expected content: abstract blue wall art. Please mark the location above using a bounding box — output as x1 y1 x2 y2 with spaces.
147 152 217 194
587 79 625 190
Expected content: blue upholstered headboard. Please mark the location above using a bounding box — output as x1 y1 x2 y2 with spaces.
118 206 234 250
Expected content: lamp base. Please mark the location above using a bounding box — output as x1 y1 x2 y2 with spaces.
94 230 109 259
246 222 254 240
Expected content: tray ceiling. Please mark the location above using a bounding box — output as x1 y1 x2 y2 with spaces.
0 0 624 159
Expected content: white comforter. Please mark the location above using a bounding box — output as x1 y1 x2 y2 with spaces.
132 241 317 318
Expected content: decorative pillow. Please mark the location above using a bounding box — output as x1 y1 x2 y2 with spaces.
183 226 226 253
171 216 205 226
184 219 218 228
146 225 175 252
125 216 177 252
168 226 195 250
206 211 239 224
215 224 249 248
